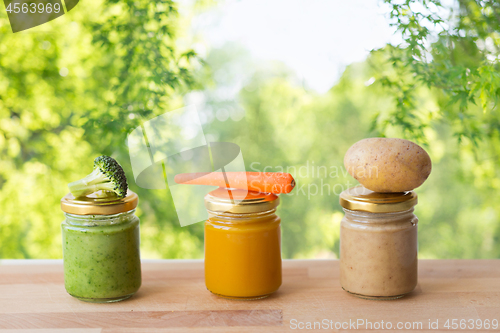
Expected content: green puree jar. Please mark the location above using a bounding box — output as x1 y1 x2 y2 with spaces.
60 191 141 303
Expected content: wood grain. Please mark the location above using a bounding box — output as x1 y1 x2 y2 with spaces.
0 260 499 332
0 310 282 329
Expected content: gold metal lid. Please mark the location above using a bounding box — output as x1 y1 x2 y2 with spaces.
204 188 279 214
339 185 417 213
60 190 138 215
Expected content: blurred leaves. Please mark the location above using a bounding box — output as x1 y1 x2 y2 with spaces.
376 0 500 147
1 0 500 260
0 0 202 258
83 0 202 152
200 40 500 259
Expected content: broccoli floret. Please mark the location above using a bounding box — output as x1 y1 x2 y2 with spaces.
68 155 128 198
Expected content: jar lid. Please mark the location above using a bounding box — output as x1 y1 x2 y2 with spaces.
204 188 279 214
60 190 138 215
339 185 417 213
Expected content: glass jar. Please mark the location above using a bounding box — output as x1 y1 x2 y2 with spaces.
339 185 418 300
204 188 282 300
60 191 141 303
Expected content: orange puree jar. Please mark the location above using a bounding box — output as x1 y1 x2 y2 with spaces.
204 188 282 300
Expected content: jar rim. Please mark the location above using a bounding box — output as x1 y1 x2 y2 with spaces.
60 190 138 215
340 185 417 213
204 188 279 214
63 209 137 226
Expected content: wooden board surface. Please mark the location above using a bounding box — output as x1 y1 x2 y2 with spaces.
0 259 499 332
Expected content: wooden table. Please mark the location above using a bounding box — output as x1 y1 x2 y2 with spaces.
0 260 499 332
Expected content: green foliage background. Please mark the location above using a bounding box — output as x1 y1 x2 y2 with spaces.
0 0 499 259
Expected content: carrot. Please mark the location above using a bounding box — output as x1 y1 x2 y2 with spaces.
174 172 295 194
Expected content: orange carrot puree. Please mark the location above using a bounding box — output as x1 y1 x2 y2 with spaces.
204 209 282 298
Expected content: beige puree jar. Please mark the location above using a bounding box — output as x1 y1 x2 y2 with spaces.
339 185 418 300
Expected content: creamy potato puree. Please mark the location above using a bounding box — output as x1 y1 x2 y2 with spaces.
340 208 418 298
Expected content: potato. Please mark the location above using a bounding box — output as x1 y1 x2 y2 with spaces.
344 138 432 192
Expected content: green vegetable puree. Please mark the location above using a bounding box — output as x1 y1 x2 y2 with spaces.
61 213 141 301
